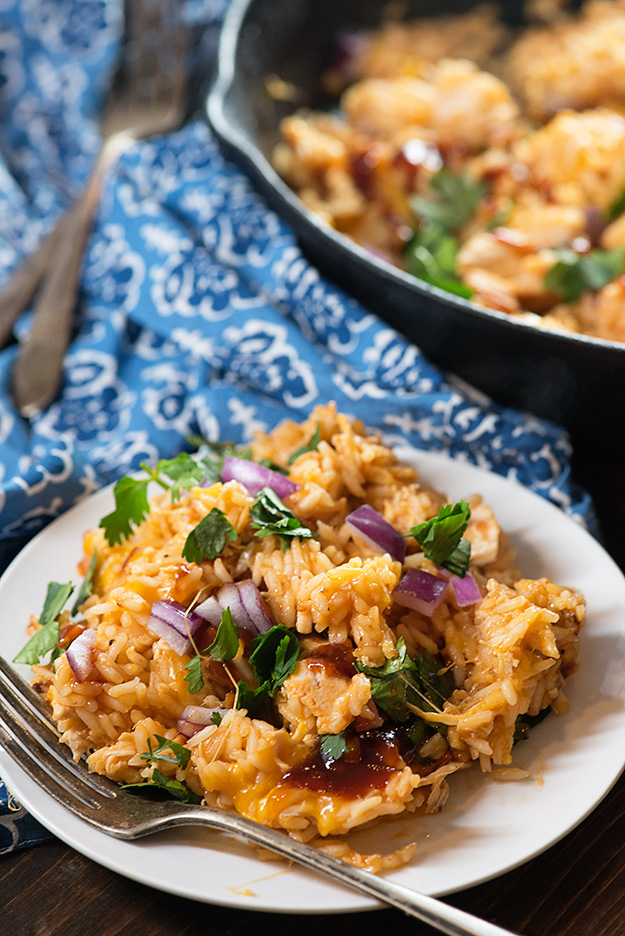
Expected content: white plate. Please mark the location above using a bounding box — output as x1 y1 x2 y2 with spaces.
1 450 625 914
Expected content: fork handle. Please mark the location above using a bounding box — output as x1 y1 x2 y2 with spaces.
10 132 131 417
141 809 518 936
0 215 70 350
10 186 98 417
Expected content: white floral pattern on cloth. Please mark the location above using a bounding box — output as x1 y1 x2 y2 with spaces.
0 781 53 852
0 0 594 849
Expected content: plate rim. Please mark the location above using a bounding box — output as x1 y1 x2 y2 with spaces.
1 447 625 913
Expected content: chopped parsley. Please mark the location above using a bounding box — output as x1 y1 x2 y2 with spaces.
140 734 191 769
236 624 300 714
409 501 472 577
183 653 205 694
607 180 625 222
181 508 237 565
486 199 513 231
406 168 485 297
544 247 625 304
123 734 201 804
357 639 454 759
100 475 150 547
287 425 322 465
249 625 299 695
100 451 241 547
14 581 74 665
250 487 317 549
404 225 473 298
184 608 240 693
71 552 97 615
412 169 487 232
320 730 348 762
206 607 239 662
356 638 454 725
142 769 202 803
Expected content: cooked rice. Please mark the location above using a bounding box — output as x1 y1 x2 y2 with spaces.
273 0 625 343
28 404 584 870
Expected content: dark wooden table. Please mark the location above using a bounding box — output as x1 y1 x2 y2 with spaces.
2 441 624 936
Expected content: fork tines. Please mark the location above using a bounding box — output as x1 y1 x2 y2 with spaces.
0 656 117 812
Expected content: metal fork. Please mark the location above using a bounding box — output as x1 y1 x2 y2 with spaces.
0 657 519 936
2 0 188 418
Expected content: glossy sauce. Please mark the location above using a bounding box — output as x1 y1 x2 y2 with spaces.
304 642 356 679
278 730 404 797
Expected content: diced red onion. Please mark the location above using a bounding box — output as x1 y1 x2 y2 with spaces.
223 580 273 634
195 580 274 635
177 705 228 738
147 599 205 656
66 629 97 682
221 456 299 499
450 572 482 607
345 504 406 564
393 569 448 616
236 580 274 634
194 595 223 626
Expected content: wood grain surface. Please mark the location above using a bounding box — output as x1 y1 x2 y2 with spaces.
2 441 625 936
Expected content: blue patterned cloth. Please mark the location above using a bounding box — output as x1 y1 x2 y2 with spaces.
0 0 593 852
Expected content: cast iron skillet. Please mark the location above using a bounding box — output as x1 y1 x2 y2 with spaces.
207 0 625 451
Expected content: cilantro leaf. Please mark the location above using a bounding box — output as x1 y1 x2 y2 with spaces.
211 711 223 726
236 625 300 712
100 476 150 546
412 169 486 233
320 731 348 762
184 653 205 694
14 581 74 665
356 639 454 724
405 225 473 298
410 501 472 575
287 425 322 465
486 200 513 231
442 537 472 579
207 607 239 662
141 734 191 769
236 679 269 715
142 453 210 503
250 487 316 548
607 181 625 222
128 735 201 803
258 458 289 475
72 552 97 615
150 768 202 803
184 608 240 693
544 247 625 303
405 168 486 298
123 768 202 804
182 508 237 565
249 625 300 696
101 449 242 548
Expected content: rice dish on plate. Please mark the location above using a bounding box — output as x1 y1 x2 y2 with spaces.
273 0 625 343
20 405 585 871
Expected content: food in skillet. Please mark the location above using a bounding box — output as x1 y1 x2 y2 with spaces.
18 405 584 870
273 0 625 342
